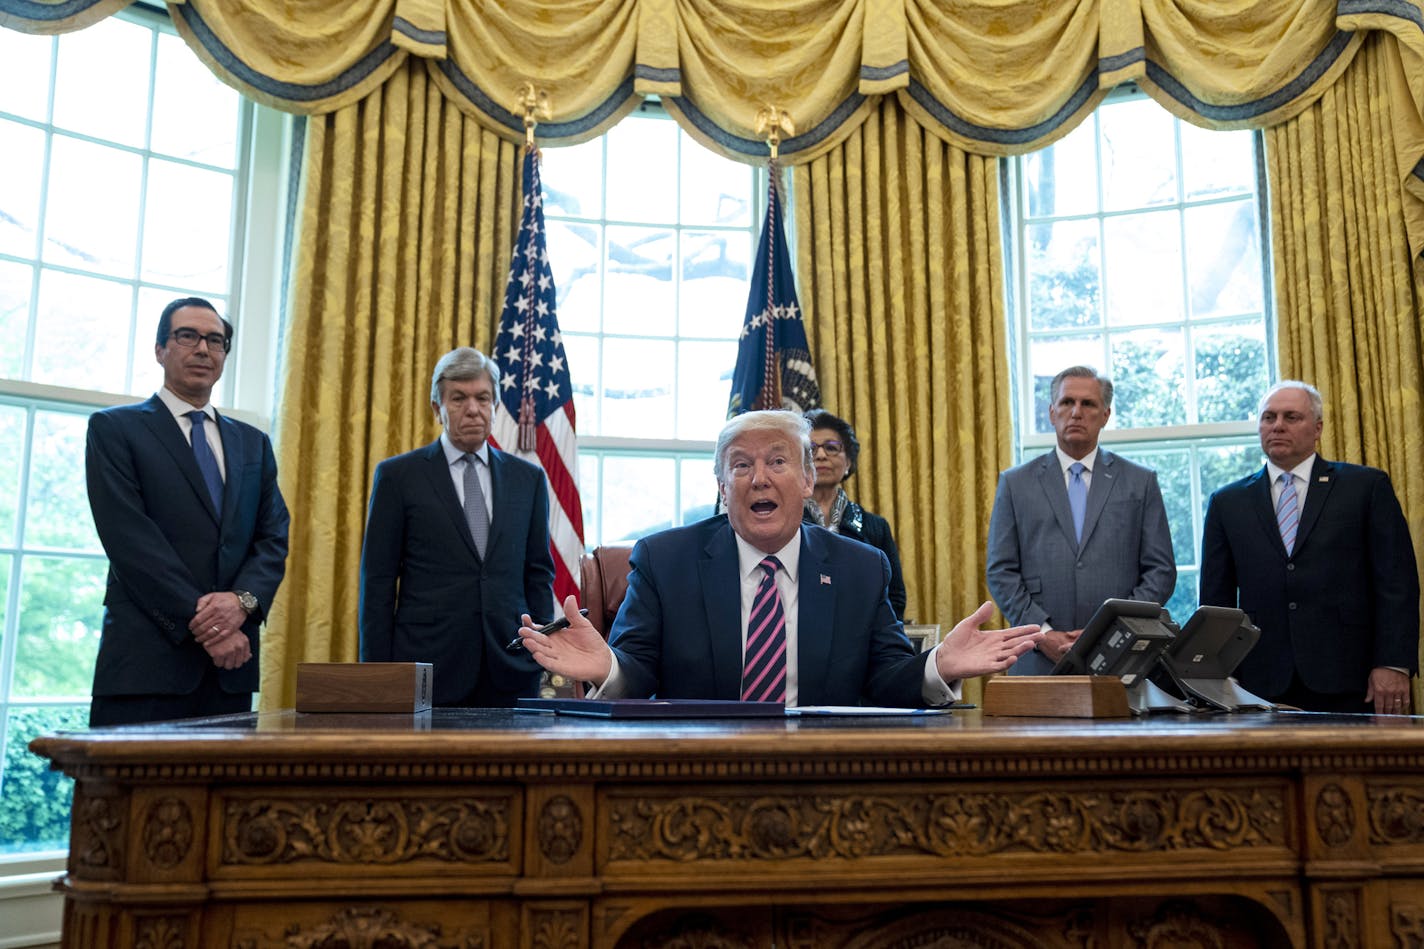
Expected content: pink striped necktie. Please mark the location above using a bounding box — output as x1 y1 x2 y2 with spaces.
1276 471 1299 554
741 556 787 703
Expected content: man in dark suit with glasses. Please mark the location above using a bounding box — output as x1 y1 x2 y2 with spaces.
85 297 289 725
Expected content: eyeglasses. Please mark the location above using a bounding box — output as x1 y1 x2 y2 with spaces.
810 440 844 456
168 328 231 352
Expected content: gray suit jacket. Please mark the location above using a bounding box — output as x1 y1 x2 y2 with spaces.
986 448 1177 675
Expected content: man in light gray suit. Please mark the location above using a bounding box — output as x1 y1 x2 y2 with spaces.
986 366 1176 675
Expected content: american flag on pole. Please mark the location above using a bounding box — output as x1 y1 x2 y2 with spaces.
489 144 584 609
727 164 821 417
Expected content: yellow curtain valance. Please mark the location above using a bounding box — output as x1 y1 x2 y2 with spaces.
3 1 1416 158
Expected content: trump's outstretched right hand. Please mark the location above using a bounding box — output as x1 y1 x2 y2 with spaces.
518 595 613 687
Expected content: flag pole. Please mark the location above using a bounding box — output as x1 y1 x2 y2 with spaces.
755 106 794 411
517 85 552 451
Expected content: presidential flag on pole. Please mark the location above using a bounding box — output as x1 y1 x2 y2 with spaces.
727 165 821 417
489 144 585 610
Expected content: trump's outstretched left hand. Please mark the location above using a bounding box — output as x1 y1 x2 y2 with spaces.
934 600 1043 681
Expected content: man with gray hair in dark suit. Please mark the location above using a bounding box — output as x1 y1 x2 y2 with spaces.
986 365 1177 675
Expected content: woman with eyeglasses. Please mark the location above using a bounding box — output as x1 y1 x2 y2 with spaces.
802 408 908 620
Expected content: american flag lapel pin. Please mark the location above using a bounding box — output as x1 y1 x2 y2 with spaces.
1318 476 1329 482
820 574 832 585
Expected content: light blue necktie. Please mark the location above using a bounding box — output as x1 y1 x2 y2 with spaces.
1068 462 1087 544
463 453 490 559
1276 471 1299 554
187 410 223 512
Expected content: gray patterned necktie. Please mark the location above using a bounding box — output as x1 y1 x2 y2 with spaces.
463 453 489 558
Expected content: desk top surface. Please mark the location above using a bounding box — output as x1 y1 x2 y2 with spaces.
30 707 1424 780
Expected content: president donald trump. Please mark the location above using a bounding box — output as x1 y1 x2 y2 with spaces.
519 410 1041 706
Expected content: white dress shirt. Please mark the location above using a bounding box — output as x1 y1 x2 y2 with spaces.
440 433 493 523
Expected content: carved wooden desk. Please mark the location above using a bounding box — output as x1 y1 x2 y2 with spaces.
29 708 1424 948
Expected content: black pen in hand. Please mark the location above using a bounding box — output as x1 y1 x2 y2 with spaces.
505 608 590 653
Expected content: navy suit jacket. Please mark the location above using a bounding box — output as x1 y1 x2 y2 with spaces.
1200 457 1419 699
986 448 1176 675
607 517 929 707
358 439 554 704
85 395 289 697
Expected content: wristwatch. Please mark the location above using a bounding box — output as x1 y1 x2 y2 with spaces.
235 590 259 615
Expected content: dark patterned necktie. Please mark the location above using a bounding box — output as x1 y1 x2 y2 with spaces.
741 556 787 703
463 453 489 558
187 410 223 512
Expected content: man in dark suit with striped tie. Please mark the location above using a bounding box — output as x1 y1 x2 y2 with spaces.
85 297 289 726
359 347 554 706
515 410 1042 707
1200 380 1419 714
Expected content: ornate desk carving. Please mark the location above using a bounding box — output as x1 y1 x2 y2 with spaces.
31 708 1424 948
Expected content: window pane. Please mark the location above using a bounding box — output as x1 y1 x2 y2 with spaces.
1100 98 1177 211
25 410 101 551
680 457 717 524
1194 322 1269 424
1025 219 1100 331
0 705 87 854
546 220 601 334
43 135 144 277
1165 571 1198 627
603 226 674 336
563 332 599 435
677 339 736 441
605 119 677 224
600 338 673 437
579 454 599 544
680 146 753 227
1109 327 1186 428
541 138 603 219
1181 125 1255 200
0 31 53 122
150 32 239 167
680 231 750 338
0 260 32 380
1103 209 1184 327
0 408 22 545
141 159 235 292
51 17 152 149
1186 199 1263 320
1023 121 1099 218
601 456 674 541
0 119 46 258
14 555 105 698
1199 444 1263 519
31 270 133 393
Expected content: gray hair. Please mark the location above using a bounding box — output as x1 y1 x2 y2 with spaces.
1050 365 1114 409
1258 380 1323 420
714 410 813 481
430 347 500 403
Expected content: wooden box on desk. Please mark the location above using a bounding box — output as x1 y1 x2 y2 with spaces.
295 662 433 713
983 674 1130 718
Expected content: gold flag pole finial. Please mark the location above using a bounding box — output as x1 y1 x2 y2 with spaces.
754 106 795 160
519 83 552 148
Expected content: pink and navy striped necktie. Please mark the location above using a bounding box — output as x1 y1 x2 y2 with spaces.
1276 471 1299 554
741 556 787 703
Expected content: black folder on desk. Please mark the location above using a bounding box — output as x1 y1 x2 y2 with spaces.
516 698 786 719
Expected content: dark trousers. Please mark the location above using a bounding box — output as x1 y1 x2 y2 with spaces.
90 664 253 727
1273 672 1372 715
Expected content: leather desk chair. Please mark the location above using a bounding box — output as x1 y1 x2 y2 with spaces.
579 542 635 639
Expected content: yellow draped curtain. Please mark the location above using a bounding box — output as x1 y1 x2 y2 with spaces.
793 102 1006 700
261 62 520 705
1264 33 1424 703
